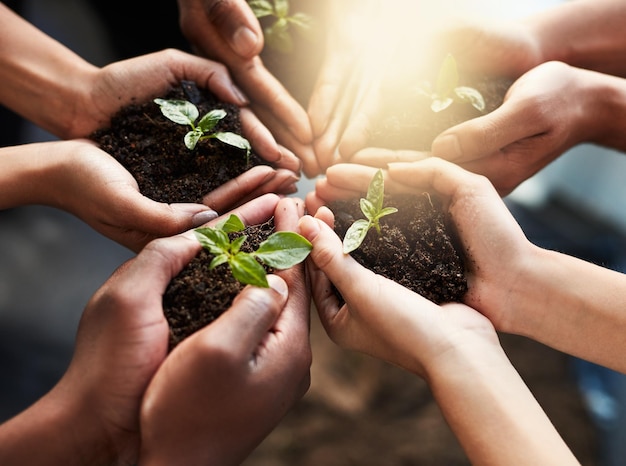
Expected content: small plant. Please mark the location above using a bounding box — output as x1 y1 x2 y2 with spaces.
342 169 398 254
247 0 314 53
416 54 486 113
154 98 251 161
194 214 312 288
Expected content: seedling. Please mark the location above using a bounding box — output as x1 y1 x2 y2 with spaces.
247 0 314 53
342 169 398 254
154 98 251 162
416 54 486 113
194 214 312 288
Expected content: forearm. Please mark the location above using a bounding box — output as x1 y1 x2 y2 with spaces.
427 344 579 465
0 386 118 466
0 3 97 137
528 0 626 76
0 141 84 210
507 246 626 374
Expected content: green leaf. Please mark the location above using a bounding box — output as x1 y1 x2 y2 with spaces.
230 253 269 287
154 98 198 126
184 129 203 149
431 97 454 113
230 235 247 255
360 198 377 222
366 169 385 212
197 109 226 133
288 12 314 31
455 86 486 112
215 214 245 233
274 0 289 17
255 231 312 269
195 227 230 253
265 18 293 53
435 54 459 100
342 219 371 254
209 254 229 270
214 132 252 155
377 207 399 219
247 0 274 17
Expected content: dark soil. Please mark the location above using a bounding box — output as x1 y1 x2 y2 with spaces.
163 218 275 349
90 81 272 348
330 193 466 304
91 81 267 204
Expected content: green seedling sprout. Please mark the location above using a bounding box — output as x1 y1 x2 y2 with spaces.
247 0 314 53
194 214 312 288
154 98 251 162
342 169 398 254
416 53 486 113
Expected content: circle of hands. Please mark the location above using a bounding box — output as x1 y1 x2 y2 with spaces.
3 0 623 465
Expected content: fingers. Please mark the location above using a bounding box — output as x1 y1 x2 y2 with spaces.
211 274 289 355
157 49 249 106
202 166 297 212
202 0 264 58
387 157 496 200
349 148 430 168
109 231 202 307
217 193 282 227
431 94 544 164
239 108 302 173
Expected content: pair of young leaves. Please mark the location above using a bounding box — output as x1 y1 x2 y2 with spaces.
195 215 312 288
343 169 397 254
154 98 251 160
417 54 486 113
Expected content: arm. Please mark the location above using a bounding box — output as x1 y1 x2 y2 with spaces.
0 1 299 174
528 0 626 77
298 210 578 465
0 140 300 251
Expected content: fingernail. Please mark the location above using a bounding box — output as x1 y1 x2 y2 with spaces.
267 275 288 297
432 134 462 161
191 209 219 227
231 83 249 105
232 26 259 58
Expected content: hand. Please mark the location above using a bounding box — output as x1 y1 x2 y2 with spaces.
36 140 297 251
298 207 499 378
307 159 533 333
431 61 626 194
178 0 317 176
139 197 311 465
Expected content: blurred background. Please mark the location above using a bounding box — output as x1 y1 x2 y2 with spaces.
1 0 625 464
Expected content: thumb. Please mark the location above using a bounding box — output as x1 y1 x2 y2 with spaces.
210 275 289 354
204 0 264 58
298 214 376 302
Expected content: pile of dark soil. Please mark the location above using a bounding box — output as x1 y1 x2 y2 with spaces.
163 219 275 349
330 193 467 304
91 81 266 204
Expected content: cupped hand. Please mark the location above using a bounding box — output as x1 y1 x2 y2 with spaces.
41 139 303 251
431 61 618 195
298 208 499 379
178 0 317 176
386 157 536 332
46 194 285 464
139 197 311 465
